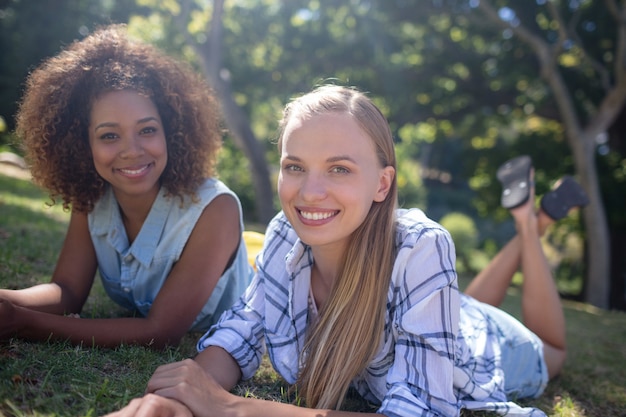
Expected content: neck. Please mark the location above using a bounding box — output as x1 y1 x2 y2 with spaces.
114 190 159 243
310 243 345 282
310 246 344 310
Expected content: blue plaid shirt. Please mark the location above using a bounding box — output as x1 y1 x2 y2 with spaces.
198 209 546 416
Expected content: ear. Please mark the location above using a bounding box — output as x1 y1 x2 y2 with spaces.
374 166 395 202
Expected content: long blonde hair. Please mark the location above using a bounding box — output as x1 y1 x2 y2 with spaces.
277 85 398 409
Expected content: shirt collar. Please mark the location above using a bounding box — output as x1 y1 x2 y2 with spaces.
92 186 173 268
284 238 312 277
126 188 172 267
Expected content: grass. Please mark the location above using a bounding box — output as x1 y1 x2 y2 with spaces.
1 171 625 416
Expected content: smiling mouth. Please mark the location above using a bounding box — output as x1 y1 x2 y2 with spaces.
298 210 338 220
117 163 152 176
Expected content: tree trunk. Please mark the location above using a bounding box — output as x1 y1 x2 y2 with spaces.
178 0 275 224
575 134 611 308
475 0 626 308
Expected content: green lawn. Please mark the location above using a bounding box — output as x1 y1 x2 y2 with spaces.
1 172 625 416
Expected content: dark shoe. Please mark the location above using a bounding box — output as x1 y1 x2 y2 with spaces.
497 155 533 209
540 175 589 220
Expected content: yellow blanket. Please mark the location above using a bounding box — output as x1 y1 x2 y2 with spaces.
242 231 265 270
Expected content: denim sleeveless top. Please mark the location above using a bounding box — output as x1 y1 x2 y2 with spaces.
88 178 253 332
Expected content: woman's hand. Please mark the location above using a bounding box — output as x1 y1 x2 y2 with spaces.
103 394 192 417
146 359 239 417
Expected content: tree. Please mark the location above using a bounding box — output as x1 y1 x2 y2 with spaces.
0 0 145 149
458 0 626 309
351 0 623 308
174 0 275 224
127 0 278 224
126 0 432 223
119 0 623 307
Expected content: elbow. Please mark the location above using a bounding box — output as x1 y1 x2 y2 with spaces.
139 326 186 350
55 283 88 315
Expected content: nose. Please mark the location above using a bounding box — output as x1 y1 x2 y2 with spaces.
300 172 327 202
119 134 145 159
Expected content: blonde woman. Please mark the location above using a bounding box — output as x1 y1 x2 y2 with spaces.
110 85 568 416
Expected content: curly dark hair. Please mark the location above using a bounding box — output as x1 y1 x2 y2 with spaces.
15 24 222 212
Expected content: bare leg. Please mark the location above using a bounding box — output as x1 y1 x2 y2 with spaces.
464 235 522 306
512 202 566 377
465 178 567 377
464 209 553 306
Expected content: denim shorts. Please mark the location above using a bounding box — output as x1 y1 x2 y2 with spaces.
482 303 549 400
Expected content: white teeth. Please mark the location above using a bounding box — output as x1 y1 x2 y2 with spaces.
119 165 148 175
300 211 334 220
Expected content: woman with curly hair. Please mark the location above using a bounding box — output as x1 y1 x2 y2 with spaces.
0 24 253 348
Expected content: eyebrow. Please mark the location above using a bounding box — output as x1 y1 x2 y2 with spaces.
327 155 356 164
282 154 357 164
283 155 357 164
94 116 159 132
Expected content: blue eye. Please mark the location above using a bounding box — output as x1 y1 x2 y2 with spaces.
283 164 303 172
331 166 349 174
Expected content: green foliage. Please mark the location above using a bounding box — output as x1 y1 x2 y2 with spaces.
0 0 147 142
216 139 277 224
440 212 481 274
2 0 624 302
544 217 587 298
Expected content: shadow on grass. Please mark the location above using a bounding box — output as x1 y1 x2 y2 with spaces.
0 178 69 288
0 174 45 201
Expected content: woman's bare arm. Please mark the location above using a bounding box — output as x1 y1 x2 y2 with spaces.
0 195 241 348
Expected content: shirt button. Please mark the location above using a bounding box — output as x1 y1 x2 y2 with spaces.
124 254 133 263
124 287 131 293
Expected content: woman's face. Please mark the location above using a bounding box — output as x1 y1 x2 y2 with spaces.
278 112 394 254
88 90 167 205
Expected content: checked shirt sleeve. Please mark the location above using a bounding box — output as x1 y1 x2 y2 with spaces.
195 213 289 380
196 272 267 380
378 214 461 417
196 212 300 381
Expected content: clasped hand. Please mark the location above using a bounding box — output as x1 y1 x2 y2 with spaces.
105 359 237 417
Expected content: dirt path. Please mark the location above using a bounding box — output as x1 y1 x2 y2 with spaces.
0 152 31 181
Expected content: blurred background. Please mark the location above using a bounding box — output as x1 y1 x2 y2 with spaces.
0 0 624 311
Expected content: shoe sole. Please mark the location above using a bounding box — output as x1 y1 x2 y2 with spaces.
497 155 532 209
540 175 589 220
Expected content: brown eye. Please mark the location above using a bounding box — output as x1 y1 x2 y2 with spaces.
99 132 118 141
140 126 158 135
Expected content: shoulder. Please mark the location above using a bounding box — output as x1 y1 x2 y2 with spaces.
256 211 302 269
266 211 292 232
168 178 242 217
263 211 299 250
88 187 116 234
394 208 454 248
389 209 458 312
195 178 240 203
183 179 244 234
391 208 457 285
